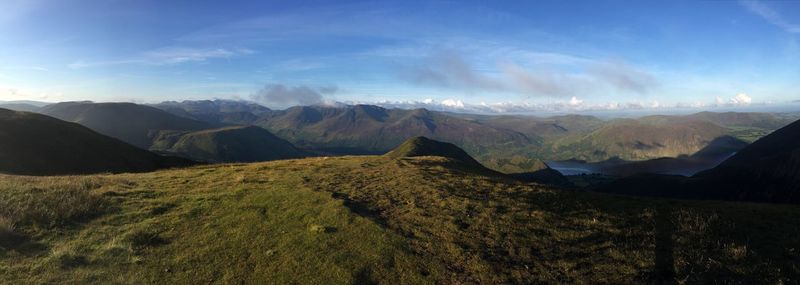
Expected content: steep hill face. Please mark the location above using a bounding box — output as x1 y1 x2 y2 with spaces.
40 102 211 149
385 136 483 167
0 108 193 175
596 119 800 204
256 105 534 157
693 118 800 203
150 126 307 163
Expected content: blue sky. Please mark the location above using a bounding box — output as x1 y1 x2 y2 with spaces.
1 0 799 112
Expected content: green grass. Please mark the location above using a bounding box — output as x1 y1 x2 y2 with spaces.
1 156 799 284
726 126 772 143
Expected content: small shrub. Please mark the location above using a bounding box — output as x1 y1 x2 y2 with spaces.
0 215 16 239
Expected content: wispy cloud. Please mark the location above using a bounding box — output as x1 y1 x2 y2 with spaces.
400 51 657 98
740 0 800 33
588 60 657 94
68 59 141 69
498 61 590 97
5 66 50 72
402 52 506 92
274 58 329 72
0 85 60 101
143 47 252 64
68 47 254 69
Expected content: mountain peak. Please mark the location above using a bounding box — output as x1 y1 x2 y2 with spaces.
385 136 482 167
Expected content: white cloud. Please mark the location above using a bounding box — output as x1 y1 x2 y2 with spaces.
714 93 753 107
649 101 661 108
366 97 724 114
730 93 752 105
441 98 465 108
568 96 583 106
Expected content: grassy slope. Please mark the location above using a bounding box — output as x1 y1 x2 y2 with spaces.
1 157 799 284
0 108 191 175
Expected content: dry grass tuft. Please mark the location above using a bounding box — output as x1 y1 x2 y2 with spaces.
0 175 109 228
0 214 16 239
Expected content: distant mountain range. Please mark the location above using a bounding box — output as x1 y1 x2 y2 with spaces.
0 108 193 175
7 99 799 176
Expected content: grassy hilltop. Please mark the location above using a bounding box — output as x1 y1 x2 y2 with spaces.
1 154 798 284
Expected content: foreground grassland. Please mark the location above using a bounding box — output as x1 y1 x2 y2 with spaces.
1 156 799 284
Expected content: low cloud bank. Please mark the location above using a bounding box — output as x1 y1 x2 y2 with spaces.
366 93 763 114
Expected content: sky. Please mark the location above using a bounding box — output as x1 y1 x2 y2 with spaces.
1 0 799 113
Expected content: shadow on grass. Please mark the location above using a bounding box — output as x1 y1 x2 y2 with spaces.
654 207 676 284
0 232 48 256
330 192 386 227
353 266 379 285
